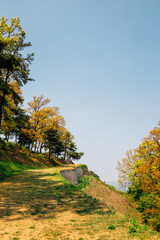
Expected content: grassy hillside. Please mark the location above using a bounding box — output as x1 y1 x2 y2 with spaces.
0 143 61 179
0 147 159 239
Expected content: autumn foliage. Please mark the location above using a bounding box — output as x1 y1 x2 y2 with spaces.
117 123 160 231
0 17 83 163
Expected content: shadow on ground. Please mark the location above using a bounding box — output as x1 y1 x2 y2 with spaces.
0 168 109 221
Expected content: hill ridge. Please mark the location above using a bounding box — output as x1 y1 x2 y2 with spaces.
0 148 159 239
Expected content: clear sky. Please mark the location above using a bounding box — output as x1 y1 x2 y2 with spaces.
1 0 160 181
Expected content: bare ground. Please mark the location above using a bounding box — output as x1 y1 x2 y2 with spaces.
0 167 159 240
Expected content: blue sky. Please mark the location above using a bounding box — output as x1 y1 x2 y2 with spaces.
1 0 160 181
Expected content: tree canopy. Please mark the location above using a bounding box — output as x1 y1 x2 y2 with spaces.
117 123 160 231
0 16 83 164
0 16 34 128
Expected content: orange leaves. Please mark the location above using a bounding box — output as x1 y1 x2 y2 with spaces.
22 95 69 151
118 122 160 230
135 127 160 195
149 127 160 142
137 157 160 194
133 125 160 231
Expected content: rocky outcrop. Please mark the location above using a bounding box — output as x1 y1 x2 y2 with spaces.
60 166 83 186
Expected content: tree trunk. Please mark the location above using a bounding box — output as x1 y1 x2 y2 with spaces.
49 148 51 161
30 142 34 155
40 143 43 153
0 70 10 129
0 102 2 128
64 142 66 160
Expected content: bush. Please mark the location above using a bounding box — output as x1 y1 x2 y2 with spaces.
89 171 100 180
108 225 116 230
129 226 137 233
0 141 20 151
0 139 6 150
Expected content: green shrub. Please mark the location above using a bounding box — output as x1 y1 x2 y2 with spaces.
89 171 100 180
105 184 115 191
108 225 116 230
0 140 6 150
129 226 137 233
77 176 90 189
80 164 88 170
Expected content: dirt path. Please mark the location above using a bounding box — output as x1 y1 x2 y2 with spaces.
0 168 159 240
0 168 79 240
0 167 104 240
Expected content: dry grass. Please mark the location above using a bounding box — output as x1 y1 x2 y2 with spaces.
0 166 159 240
85 177 138 218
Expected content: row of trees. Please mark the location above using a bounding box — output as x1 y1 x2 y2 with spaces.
117 123 160 231
0 16 83 162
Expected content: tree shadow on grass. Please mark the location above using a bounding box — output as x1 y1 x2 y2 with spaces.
0 169 112 221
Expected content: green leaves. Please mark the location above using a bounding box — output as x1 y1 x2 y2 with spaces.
0 16 34 128
118 123 160 231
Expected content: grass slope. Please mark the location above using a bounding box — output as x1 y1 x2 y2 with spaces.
0 147 159 239
0 145 61 179
0 166 159 239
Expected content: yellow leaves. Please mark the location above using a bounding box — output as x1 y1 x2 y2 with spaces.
0 16 25 49
23 95 67 147
132 125 160 194
1 80 23 130
27 95 51 113
117 122 160 230
116 149 137 191
1 117 16 132
137 156 160 194
0 16 8 33
0 15 33 134
10 80 23 95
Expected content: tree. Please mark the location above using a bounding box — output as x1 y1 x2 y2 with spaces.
0 16 34 128
1 80 24 141
23 95 54 152
43 129 64 160
12 107 30 145
116 150 137 192
62 131 73 161
132 128 160 231
61 131 84 162
66 142 83 162
23 95 66 153
118 123 160 231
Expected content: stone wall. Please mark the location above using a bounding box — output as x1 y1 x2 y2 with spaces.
60 166 83 186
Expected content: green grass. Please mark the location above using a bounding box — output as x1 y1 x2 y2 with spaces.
108 225 116 230
0 144 159 239
0 159 32 179
0 146 35 180
0 143 62 180
0 163 159 239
